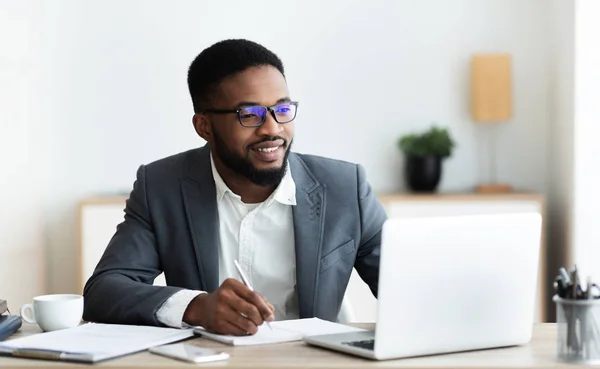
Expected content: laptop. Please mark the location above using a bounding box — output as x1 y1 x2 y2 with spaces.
303 212 542 360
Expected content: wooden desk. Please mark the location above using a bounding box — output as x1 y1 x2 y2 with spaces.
0 323 589 368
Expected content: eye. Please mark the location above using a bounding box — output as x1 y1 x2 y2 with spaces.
240 106 262 119
275 104 292 114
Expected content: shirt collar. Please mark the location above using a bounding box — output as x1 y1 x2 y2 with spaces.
210 153 296 206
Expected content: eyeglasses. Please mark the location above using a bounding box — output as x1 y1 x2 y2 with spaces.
201 101 299 127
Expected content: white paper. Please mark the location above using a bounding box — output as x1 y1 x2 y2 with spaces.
0 323 194 362
196 325 302 346
272 317 366 337
194 318 365 346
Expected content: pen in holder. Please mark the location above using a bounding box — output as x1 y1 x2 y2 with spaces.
554 296 600 364
553 265 600 364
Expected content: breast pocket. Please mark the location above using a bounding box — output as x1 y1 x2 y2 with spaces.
320 239 356 273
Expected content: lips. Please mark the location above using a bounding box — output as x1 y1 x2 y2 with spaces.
251 139 285 150
250 140 285 163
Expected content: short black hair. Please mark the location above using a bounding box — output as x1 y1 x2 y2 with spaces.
187 39 285 112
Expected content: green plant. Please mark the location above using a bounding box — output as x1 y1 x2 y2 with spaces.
398 125 455 158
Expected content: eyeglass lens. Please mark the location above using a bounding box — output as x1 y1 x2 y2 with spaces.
239 103 297 126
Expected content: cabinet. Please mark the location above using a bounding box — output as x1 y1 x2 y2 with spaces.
78 197 167 294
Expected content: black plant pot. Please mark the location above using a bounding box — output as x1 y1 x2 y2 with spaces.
405 155 442 192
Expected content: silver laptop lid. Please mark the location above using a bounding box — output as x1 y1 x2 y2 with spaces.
374 212 541 359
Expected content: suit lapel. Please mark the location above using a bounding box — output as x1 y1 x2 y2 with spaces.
290 154 326 318
180 146 220 292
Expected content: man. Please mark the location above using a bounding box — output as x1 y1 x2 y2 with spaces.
83 39 386 336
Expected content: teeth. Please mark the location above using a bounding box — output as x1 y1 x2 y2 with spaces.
256 146 279 153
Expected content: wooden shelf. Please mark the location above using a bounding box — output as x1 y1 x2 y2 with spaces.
378 191 544 203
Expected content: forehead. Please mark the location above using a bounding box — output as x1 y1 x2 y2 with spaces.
215 65 289 106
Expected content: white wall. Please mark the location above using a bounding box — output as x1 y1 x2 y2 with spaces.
547 0 575 320
545 0 600 306
572 0 600 282
0 1 46 309
1 0 553 302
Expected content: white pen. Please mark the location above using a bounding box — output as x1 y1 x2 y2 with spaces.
233 260 273 330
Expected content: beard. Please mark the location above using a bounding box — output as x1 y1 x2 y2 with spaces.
211 127 292 187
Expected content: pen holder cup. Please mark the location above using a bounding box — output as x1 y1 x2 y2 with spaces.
554 295 600 364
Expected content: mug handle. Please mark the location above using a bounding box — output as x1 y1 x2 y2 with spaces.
20 304 37 324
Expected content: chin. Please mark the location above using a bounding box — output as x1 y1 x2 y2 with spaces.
253 160 284 171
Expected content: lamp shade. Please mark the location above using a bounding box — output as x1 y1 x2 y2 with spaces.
470 54 512 123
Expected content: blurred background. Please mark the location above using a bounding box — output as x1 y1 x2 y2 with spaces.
1 0 598 323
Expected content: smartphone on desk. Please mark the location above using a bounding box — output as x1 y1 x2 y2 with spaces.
149 343 229 363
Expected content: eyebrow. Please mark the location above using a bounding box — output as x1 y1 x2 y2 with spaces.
235 97 291 108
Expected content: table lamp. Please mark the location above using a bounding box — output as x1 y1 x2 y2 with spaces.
470 53 513 193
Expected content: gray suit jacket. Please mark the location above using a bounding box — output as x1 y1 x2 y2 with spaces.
83 145 387 326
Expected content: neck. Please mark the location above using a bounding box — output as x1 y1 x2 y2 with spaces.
212 156 276 203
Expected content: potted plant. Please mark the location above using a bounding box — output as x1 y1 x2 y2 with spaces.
398 125 455 192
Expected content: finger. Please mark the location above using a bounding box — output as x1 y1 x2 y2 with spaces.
229 296 263 326
226 307 258 335
214 320 248 336
247 292 274 321
229 283 274 321
234 291 273 321
261 296 275 316
223 278 248 291
220 281 264 325
256 293 275 321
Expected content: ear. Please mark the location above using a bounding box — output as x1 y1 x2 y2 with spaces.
192 113 211 141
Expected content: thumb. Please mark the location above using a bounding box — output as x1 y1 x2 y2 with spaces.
257 292 275 313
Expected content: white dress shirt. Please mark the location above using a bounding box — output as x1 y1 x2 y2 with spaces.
156 154 299 327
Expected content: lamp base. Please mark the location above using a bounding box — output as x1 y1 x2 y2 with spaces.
475 184 513 193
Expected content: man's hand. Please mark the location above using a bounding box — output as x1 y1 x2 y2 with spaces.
183 278 275 335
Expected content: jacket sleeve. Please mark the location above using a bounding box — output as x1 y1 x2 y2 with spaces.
83 165 183 326
353 164 387 298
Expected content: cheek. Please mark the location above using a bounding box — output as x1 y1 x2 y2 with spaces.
228 129 256 153
284 124 295 141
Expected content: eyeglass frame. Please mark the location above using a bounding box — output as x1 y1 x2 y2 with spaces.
200 101 299 127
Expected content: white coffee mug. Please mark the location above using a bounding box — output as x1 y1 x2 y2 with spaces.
20 294 83 332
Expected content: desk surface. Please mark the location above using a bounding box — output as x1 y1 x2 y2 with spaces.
0 323 583 369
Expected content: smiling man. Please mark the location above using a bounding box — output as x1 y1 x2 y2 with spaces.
82 39 387 335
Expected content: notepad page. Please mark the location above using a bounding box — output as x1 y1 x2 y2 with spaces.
0 323 194 361
272 317 367 337
196 324 302 346
195 318 366 346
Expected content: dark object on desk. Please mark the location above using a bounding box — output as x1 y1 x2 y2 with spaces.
554 265 600 363
0 316 22 341
554 265 600 300
0 299 22 341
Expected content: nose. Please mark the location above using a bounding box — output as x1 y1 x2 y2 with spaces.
255 111 283 137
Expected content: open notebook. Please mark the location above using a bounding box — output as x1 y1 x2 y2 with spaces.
194 317 366 346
